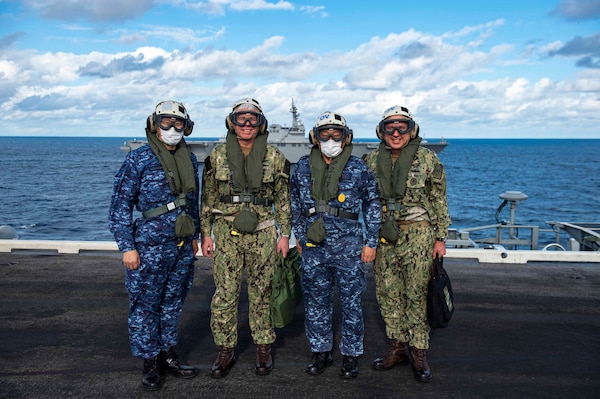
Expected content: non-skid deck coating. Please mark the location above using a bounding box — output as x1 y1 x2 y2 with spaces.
1 253 599 399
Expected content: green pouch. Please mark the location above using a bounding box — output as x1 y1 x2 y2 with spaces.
271 247 302 328
306 217 326 244
175 211 195 238
380 216 400 243
233 207 259 233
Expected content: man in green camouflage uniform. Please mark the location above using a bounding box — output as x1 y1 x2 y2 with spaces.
200 98 291 378
363 105 450 383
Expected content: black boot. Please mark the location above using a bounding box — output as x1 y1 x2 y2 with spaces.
340 356 359 379
306 351 333 375
159 347 199 379
142 356 163 391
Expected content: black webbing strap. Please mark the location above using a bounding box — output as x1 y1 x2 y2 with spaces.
219 193 273 207
142 196 188 219
304 201 359 220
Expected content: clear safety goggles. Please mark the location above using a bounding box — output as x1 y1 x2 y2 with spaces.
155 115 187 132
230 111 265 127
316 126 346 142
379 119 415 135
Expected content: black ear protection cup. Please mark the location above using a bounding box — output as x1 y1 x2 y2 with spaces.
376 123 384 141
412 123 420 139
183 119 194 136
308 128 318 145
345 128 353 145
146 114 157 134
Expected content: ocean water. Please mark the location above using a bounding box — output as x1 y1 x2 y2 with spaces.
1 137 599 247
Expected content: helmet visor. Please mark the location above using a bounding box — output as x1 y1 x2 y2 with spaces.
230 111 265 128
156 115 187 132
379 119 415 135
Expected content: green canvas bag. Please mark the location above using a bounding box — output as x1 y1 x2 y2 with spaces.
270 246 302 328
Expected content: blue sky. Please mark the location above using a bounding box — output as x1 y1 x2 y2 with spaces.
0 0 599 139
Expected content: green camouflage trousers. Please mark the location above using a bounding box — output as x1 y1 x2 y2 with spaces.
210 218 278 348
374 221 434 350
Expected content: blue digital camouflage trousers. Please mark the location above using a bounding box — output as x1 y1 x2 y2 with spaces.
301 252 367 357
210 218 278 348
125 239 195 359
374 221 434 350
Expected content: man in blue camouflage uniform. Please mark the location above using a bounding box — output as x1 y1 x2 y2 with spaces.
363 105 451 383
109 100 200 391
200 98 291 378
291 111 381 379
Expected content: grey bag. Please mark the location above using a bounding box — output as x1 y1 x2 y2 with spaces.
175 211 195 237
380 216 400 243
306 217 326 244
233 207 259 233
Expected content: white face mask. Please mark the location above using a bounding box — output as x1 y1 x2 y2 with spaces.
320 139 343 158
159 127 184 146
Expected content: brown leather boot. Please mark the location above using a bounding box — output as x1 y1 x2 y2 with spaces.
210 346 236 379
372 339 410 371
411 348 432 382
255 344 273 375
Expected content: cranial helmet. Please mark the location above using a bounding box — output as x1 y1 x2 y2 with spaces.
146 100 194 136
308 111 353 145
375 105 419 140
225 97 268 134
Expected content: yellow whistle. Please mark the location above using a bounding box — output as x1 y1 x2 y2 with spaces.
177 240 184 247
231 230 241 236
380 237 387 244
306 242 316 247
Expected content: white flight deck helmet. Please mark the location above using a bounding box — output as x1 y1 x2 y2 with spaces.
376 105 419 140
147 100 194 136
309 111 353 145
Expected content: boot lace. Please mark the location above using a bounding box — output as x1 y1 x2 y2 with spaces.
219 347 233 363
257 344 270 363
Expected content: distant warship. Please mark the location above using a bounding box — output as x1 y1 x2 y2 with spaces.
121 99 447 163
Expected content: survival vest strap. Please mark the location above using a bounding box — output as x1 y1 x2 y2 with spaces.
383 198 404 213
219 193 274 207
142 195 189 219
304 200 359 220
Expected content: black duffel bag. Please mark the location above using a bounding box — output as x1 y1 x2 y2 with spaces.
427 256 454 328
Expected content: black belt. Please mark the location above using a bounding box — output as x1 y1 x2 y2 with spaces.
220 194 273 207
305 203 358 220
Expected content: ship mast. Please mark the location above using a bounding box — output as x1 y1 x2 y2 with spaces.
290 99 300 129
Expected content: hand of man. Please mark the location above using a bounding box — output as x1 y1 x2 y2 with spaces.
433 240 446 259
277 236 290 258
201 236 214 258
122 249 140 270
361 246 376 263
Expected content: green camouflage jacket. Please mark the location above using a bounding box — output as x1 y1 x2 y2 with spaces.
363 146 451 239
200 142 292 238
